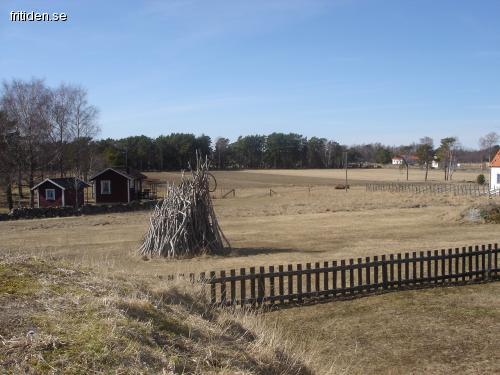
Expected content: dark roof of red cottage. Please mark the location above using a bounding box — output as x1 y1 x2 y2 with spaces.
89 167 147 181
31 177 90 191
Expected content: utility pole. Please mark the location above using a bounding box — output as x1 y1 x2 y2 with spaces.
344 150 348 192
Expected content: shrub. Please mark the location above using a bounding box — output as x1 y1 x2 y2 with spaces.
477 174 486 185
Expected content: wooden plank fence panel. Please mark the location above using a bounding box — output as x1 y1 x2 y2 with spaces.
200 243 499 307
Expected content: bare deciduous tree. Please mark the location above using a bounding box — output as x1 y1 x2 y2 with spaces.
479 132 499 164
69 86 99 180
416 136 434 182
50 84 75 177
437 137 460 181
0 111 17 209
1 79 52 206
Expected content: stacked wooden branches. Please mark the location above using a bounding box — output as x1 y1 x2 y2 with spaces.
139 155 230 258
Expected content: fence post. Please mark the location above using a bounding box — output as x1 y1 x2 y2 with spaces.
314 262 320 297
427 251 432 282
487 244 492 280
495 243 499 278
250 267 256 306
381 255 388 290
349 259 355 295
440 250 446 284
389 254 394 288
240 268 246 307
258 266 265 305
475 245 480 280
397 253 402 287
306 263 311 296
297 264 303 303
230 269 236 305
220 270 227 305
210 271 216 305
340 260 346 295
332 260 337 297
269 266 275 305
404 253 410 285
481 244 486 280
419 251 424 282
324 261 329 297
365 256 371 291
412 251 417 283
357 257 363 293
462 246 473 281
278 265 285 304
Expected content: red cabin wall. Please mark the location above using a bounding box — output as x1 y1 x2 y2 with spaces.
93 170 129 204
36 181 63 208
64 189 85 207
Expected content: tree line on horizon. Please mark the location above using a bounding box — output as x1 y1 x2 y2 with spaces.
0 78 499 209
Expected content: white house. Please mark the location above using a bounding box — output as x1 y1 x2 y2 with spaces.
392 156 404 165
431 160 439 169
490 150 500 191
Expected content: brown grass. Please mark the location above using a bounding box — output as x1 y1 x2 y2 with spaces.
0 255 316 374
0 170 499 373
146 167 484 190
1 186 497 276
268 283 500 374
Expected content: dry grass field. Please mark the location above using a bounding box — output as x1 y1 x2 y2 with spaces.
146 166 484 190
1 169 499 373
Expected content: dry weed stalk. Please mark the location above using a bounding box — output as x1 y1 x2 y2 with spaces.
139 154 229 258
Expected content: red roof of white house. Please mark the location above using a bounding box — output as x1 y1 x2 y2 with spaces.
392 156 403 160
491 150 500 167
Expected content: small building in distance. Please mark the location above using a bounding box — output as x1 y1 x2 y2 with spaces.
90 167 147 204
392 156 404 165
431 159 439 169
490 150 500 190
31 177 90 208
392 155 418 166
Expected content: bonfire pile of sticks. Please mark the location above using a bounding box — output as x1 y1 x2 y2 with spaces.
139 155 229 258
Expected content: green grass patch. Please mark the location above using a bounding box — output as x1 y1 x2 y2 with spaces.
0 262 40 295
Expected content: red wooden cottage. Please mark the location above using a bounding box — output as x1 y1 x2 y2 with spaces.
89 167 147 204
31 177 90 208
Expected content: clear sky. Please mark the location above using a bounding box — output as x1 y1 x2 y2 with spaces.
1 0 499 148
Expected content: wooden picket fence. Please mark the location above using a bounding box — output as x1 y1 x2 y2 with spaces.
169 243 500 307
366 183 492 197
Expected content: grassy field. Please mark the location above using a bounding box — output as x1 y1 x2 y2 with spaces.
146 166 485 189
1 169 499 373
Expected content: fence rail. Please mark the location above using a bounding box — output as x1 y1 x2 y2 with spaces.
171 243 499 307
365 183 494 197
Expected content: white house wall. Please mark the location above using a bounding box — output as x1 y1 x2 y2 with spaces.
491 167 500 190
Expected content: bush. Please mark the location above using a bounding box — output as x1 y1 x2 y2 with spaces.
477 174 486 185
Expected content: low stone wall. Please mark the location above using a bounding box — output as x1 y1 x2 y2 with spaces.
0 200 160 221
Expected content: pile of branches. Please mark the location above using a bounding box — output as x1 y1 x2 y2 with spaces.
139 155 230 258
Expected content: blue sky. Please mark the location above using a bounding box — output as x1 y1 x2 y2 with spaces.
1 0 499 148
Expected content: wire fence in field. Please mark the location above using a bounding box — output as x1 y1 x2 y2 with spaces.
365 183 498 197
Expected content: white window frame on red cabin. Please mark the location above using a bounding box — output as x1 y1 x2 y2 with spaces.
101 180 111 195
45 188 55 201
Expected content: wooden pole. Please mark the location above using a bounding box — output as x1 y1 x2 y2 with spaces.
344 151 348 192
